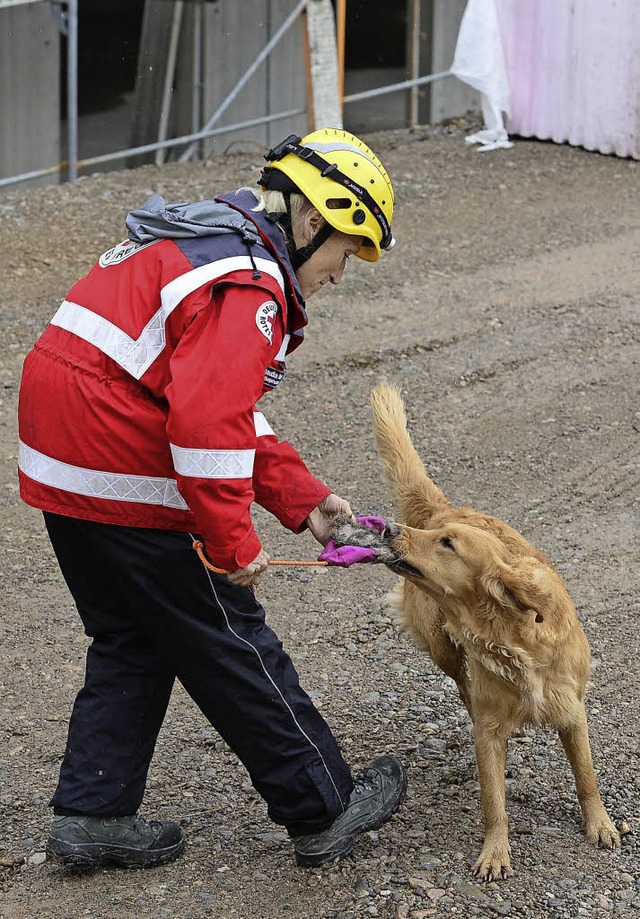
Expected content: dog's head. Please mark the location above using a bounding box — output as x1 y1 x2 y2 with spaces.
387 521 564 620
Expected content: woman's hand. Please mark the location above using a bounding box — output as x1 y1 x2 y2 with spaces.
227 548 270 587
305 494 355 547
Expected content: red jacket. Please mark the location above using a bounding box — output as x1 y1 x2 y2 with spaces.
18 190 331 570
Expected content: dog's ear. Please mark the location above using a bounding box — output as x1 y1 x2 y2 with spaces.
483 557 550 615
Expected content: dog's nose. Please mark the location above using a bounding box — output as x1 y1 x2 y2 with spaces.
383 522 400 540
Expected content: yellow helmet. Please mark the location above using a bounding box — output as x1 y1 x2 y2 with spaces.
258 128 396 262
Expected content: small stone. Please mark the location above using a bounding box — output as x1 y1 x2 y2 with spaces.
26 852 46 867
455 881 490 903
490 903 512 916
408 875 433 891
426 888 446 902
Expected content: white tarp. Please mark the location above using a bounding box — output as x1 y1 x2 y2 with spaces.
451 0 640 160
451 0 513 151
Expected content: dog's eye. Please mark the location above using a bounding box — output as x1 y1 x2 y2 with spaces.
439 536 456 551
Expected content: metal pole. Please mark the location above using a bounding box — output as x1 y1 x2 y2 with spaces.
266 0 273 143
156 0 184 165
408 0 421 129
0 62 454 191
191 0 203 159
344 69 451 104
178 0 308 162
0 64 456 191
301 6 315 131
336 0 346 120
0 105 308 189
67 0 79 181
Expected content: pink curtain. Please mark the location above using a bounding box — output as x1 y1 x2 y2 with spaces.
496 0 640 159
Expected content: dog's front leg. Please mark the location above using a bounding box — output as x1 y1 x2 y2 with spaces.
472 718 513 881
558 709 620 849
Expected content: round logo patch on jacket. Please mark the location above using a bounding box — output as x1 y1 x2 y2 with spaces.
256 301 278 343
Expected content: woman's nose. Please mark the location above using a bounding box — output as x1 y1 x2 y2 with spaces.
329 265 345 285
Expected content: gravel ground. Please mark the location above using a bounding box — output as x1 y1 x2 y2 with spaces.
0 124 638 919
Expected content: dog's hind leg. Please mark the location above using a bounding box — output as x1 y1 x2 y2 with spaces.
558 709 620 849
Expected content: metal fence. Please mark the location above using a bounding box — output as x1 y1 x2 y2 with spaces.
0 0 453 190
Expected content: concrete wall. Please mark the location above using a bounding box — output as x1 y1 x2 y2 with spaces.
430 0 479 123
341 0 479 134
200 0 309 157
0 0 480 188
132 0 311 162
0 0 60 186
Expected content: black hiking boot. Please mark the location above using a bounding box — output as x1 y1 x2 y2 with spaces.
46 814 184 871
291 756 406 868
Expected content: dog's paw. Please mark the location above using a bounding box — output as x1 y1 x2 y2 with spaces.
473 844 513 882
585 814 621 849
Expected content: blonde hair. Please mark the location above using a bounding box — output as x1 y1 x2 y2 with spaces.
248 186 315 248
250 186 313 219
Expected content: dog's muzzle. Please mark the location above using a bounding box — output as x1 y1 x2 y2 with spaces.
327 518 421 577
377 522 422 577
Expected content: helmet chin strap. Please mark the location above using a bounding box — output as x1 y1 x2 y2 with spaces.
277 193 335 271
290 220 335 271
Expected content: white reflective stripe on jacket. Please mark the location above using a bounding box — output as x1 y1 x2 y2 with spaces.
170 445 255 479
18 441 189 509
18 412 275 505
50 256 286 380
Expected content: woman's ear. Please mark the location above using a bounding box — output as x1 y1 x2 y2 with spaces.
301 206 325 243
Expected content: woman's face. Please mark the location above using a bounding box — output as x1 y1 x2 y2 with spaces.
292 206 363 299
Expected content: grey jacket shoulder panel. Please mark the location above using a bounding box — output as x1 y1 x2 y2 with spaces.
125 194 261 245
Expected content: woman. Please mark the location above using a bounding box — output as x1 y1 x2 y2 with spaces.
18 129 405 871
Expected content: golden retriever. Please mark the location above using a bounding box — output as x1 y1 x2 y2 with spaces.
336 383 620 880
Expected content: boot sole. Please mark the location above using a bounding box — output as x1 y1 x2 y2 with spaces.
46 836 185 872
294 771 407 868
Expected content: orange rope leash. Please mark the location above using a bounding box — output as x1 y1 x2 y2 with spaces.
192 539 329 575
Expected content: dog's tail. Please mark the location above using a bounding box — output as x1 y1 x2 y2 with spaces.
370 383 449 527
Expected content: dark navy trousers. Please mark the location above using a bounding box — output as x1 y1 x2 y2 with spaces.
43 513 353 836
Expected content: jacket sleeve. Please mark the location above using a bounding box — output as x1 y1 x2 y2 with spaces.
165 284 328 570
165 282 281 570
